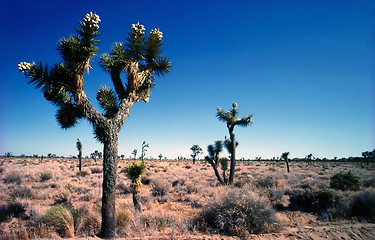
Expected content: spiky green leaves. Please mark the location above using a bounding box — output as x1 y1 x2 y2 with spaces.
224 138 239 155
96 87 119 118
206 141 223 165
58 13 100 74
100 43 128 72
76 138 82 151
281 152 289 161
126 23 146 61
124 161 146 181
217 103 253 128
56 103 83 129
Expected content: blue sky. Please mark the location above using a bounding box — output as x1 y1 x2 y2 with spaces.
1 0 374 159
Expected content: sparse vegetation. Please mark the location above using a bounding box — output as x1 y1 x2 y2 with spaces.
0 158 374 239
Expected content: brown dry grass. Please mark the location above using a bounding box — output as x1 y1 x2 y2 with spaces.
0 157 374 239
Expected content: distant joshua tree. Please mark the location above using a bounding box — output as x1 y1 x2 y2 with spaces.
132 149 138 160
205 141 226 185
124 161 146 212
281 152 290 173
158 154 163 161
76 138 82 171
90 150 100 163
306 153 313 164
217 103 253 184
190 144 203 164
141 141 149 162
18 12 171 238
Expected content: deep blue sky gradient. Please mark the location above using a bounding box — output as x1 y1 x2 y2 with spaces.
1 0 374 159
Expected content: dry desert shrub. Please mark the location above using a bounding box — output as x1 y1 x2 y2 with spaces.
116 209 131 228
199 188 279 237
3 172 22 185
9 187 33 200
287 188 342 215
90 167 102 174
256 175 278 188
43 204 78 238
0 198 29 223
39 171 52 182
151 177 171 197
75 204 101 236
77 170 90 177
349 189 375 222
330 171 363 191
141 210 177 231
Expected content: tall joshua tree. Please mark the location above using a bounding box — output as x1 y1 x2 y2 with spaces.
132 149 138 159
141 141 149 162
216 103 253 184
18 12 171 239
76 138 83 171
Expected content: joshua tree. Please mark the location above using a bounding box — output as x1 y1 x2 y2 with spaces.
158 153 163 161
141 141 149 162
124 161 146 212
205 141 225 185
91 150 100 163
132 149 138 159
306 153 313 164
190 144 203 164
18 13 171 238
281 152 290 173
217 103 253 184
76 138 82 171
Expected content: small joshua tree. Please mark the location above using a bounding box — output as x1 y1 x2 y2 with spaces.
141 141 149 162
124 161 146 212
90 150 100 163
205 141 225 185
217 103 253 184
306 153 313 165
18 13 171 238
132 149 137 160
190 144 203 164
281 152 290 173
76 138 82 171
158 154 163 161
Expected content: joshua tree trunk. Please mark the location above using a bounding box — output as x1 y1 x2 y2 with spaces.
222 170 228 184
285 159 290 173
99 131 119 238
211 162 225 185
78 150 82 171
228 128 236 184
133 178 142 212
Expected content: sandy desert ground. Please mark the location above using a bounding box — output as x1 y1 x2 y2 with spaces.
0 157 374 239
